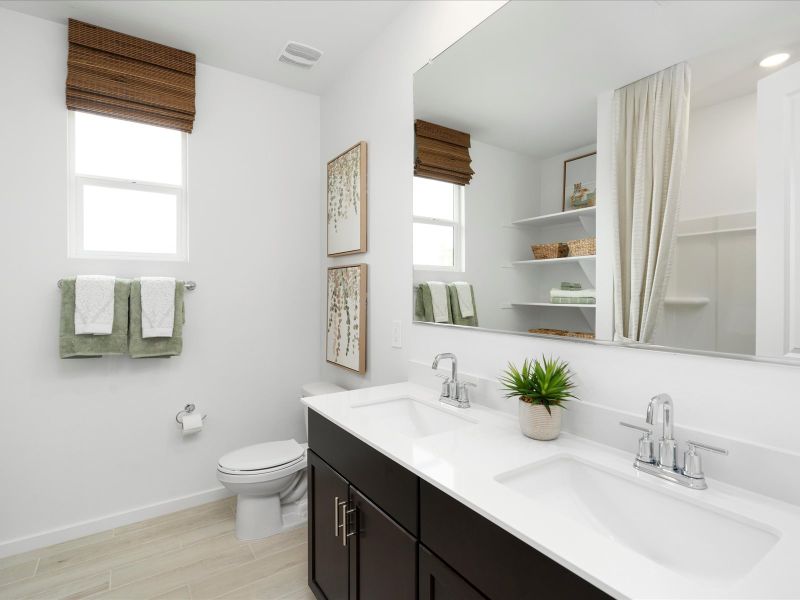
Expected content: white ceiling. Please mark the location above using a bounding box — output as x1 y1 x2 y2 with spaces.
0 0 409 94
414 0 800 158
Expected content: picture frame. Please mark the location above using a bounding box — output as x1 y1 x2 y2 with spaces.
326 264 367 374
562 151 597 212
327 141 367 256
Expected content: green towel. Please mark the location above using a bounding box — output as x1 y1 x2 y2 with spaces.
414 283 453 323
59 278 130 358
550 296 595 305
128 280 185 358
447 284 478 327
560 282 582 291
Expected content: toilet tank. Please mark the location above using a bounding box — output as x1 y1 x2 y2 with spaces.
301 382 346 439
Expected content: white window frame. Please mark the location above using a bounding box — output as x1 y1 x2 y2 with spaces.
67 111 189 261
412 179 465 272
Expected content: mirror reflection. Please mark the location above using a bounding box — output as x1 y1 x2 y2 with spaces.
412 0 800 362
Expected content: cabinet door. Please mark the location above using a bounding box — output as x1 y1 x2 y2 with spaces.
419 546 485 600
348 487 417 600
308 450 350 600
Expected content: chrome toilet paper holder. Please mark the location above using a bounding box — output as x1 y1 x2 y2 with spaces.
176 403 207 425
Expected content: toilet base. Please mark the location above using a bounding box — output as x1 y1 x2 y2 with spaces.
235 494 282 541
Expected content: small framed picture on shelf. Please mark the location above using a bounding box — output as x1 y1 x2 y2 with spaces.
563 151 596 212
326 264 367 374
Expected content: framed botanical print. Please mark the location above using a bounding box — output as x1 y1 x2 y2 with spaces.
327 142 367 256
326 264 367 374
563 151 597 212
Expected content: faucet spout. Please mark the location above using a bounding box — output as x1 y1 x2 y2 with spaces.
432 352 458 382
646 393 674 440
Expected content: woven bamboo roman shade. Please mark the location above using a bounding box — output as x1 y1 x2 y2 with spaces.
66 19 196 133
414 119 474 185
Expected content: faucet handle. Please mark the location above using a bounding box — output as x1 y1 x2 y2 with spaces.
682 440 728 479
619 422 655 464
435 373 451 397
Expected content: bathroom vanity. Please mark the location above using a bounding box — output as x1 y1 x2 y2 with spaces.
304 383 800 600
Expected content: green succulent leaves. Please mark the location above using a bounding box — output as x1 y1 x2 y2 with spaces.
499 356 577 415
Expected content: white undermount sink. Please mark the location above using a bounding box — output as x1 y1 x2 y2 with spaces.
496 455 780 583
350 397 476 439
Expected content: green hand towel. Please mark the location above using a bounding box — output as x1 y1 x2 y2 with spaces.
414 283 453 324
128 280 185 358
59 278 130 358
447 284 478 327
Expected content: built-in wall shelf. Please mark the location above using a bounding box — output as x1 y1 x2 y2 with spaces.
512 255 595 266
663 296 710 306
512 206 596 228
511 302 596 309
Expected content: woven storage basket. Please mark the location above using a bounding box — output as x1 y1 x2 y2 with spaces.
529 328 595 340
566 236 596 257
531 242 569 260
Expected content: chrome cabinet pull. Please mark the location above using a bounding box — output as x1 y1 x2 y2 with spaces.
333 496 348 538
341 503 357 546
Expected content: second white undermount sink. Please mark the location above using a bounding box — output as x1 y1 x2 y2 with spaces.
496 455 779 583
350 397 476 439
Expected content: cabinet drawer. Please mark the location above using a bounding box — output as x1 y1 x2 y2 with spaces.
420 481 611 599
308 409 419 535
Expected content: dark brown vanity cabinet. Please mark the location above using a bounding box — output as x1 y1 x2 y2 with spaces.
308 408 610 600
307 450 417 600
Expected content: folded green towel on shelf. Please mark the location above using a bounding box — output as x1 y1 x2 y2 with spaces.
128 280 185 358
59 278 130 358
550 296 596 305
447 283 478 327
414 283 453 324
560 282 582 291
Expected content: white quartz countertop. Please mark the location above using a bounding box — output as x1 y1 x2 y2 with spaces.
303 382 800 599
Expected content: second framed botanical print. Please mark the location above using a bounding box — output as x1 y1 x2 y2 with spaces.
326 264 367 374
327 141 367 256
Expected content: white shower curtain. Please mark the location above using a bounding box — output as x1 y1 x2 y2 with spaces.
612 63 691 343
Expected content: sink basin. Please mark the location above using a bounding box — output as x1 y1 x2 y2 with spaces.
350 397 476 439
496 455 779 583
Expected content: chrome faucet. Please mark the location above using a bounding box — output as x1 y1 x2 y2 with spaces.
620 394 728 490
431 353 474 409
646 393 676 469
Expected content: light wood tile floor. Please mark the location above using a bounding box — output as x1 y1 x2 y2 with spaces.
0 499 313 600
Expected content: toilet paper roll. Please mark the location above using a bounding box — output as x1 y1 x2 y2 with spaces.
181 412 204 435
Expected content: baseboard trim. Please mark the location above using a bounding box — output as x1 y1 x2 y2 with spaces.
0 486 232 559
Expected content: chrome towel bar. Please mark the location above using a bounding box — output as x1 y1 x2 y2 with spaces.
58 279 196 290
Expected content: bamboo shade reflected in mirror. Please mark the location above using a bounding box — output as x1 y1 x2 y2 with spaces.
414 119 474 185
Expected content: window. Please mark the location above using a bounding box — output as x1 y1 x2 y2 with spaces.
68 112 188 260
413 176 464 271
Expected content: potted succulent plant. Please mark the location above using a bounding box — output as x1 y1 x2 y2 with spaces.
499 356 577 440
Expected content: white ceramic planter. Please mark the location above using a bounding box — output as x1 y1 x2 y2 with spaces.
518 401 562 440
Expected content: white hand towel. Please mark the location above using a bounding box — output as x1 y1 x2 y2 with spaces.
452 282 474 318
427 281 450 323
74 275 116 335
141 277 176 338
549 287 596 299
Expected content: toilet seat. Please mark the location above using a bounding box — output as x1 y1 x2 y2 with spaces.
217 439 305 477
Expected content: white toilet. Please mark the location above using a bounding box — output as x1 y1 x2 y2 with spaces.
217 382 345 540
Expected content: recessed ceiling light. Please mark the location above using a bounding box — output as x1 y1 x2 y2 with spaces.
759 53 790 68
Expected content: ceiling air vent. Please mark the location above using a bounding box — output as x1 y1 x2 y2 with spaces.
278 41 323 69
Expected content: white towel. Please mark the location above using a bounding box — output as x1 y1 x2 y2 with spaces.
74 275 116 335
427 281 449 323
452 282 474 318
141 277 176 338
549 287 596 299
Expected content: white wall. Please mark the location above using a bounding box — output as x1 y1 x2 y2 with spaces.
318 1 800 503
0 9 320 554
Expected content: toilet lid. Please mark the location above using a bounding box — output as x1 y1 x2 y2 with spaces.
218 440 304 472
